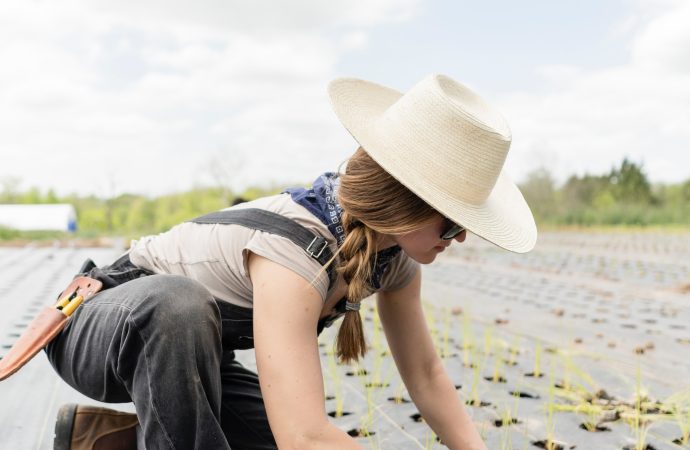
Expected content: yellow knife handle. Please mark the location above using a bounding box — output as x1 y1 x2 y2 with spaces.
55 295 72 309
62 295 84 316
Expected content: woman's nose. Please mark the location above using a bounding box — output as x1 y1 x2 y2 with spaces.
454 229 467 243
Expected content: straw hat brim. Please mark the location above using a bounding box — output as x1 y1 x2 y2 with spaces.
329 77 537 253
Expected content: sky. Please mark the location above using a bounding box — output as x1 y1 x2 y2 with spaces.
0 0 688 197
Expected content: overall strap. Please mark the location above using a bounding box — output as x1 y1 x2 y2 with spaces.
190 208 336 286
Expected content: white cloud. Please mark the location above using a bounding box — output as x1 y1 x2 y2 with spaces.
1 0 687 200
500 0 690 186
631 0 690 72
340 31 369 51
86 0 419 34
0 0 421 196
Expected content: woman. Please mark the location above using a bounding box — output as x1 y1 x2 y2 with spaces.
49 74 537 450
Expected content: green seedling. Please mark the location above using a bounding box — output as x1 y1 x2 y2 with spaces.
360 396 375 438
462 313 474 367
497 393 521 449
492 343 505 383
469 344 482 407
630 359 649 450
390 382 408 404
544 358 557 450
564 402 604 432
483 326 494 357
665 389 690 445
675 406 690 445
370 304 384 352
533 342 543 378
559 353 572 392
506 336 521 367
441 307 452 358
561 354 597 392
423 302 439 347
501 388 525 450
326 350 345 417
424 430 438 450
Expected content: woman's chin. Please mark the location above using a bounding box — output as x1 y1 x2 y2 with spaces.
410 252 438 265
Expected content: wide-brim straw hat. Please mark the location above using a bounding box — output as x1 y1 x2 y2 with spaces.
328 74 537 253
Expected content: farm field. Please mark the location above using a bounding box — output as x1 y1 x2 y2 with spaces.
0 230 689 449
316 231 690 450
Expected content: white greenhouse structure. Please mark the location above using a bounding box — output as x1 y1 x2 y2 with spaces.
0 204 77 232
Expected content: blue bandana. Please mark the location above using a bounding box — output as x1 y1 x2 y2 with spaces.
284 172 401 290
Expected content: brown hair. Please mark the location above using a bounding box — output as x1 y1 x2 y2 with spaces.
333 147 437 363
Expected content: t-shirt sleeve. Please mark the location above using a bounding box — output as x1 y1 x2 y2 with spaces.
242 231 332 302
378 251 419 292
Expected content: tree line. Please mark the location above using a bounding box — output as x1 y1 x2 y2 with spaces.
520 158 690 226
0 182 284 240
1 158 689 241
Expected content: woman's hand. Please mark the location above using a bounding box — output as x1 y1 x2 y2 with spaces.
248 253 365 450
378 269 488 450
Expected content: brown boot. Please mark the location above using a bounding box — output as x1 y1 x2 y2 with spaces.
54 404 139 450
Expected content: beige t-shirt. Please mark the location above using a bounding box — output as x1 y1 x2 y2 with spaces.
128 193 419 310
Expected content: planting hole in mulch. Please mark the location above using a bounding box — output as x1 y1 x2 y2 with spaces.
365 382 390 388
503 359 519 366
579 422 611 432
484 375 507 383
410 413 424 423
465 399 492 407
325 395 335 400
525 372 544 378
327 411 352 418
673 437 689 445
509 390 540 399
347 428 375 437
387 396 411 404
346 369 368 376
622 445 657 450
494 418 521 427
531 439 573 449
639 402 673 415
454 384 462 390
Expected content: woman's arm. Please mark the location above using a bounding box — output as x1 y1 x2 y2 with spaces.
248 253 364 450
377 269 488 450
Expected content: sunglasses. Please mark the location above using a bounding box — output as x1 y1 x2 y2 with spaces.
440 218 465 240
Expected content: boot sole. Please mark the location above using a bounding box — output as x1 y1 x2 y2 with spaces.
54 403 78 450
